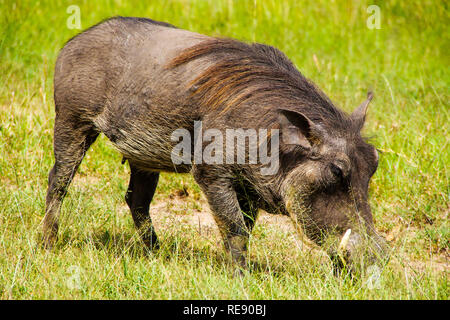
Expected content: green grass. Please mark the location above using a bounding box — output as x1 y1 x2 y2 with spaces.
0 0 448 299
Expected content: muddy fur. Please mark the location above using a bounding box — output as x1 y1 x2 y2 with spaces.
43 16 387 271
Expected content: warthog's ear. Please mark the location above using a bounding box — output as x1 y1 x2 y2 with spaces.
352 91 374 131
278 109 321 149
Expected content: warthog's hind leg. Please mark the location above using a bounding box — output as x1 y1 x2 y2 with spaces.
125 163 160 250
42 120 99 249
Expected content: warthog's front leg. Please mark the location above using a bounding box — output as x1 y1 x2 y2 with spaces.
193 166 250 270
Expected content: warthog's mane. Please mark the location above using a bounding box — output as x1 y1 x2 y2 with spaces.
167 38 351 131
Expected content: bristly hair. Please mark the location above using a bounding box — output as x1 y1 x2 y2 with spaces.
167 38 350 129
65 16 176 47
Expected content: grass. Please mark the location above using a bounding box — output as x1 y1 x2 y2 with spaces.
0 0 448 299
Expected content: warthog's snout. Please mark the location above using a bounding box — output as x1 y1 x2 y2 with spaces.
336 228 390 277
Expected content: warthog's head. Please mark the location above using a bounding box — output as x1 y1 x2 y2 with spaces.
278 92 389 274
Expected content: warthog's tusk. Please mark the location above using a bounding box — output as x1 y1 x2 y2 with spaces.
338 229 352 252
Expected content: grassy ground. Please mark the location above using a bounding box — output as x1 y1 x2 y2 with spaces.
0 0 448 299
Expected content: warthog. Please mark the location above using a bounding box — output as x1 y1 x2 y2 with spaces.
43 16 388 274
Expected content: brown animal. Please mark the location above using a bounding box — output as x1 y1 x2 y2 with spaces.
43 17 388 274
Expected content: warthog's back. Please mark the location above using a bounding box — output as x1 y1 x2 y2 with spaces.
54 17 212 172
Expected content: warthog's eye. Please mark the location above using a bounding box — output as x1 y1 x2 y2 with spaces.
330 163 343 180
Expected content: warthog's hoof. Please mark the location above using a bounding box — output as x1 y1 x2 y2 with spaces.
41 234 56 251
